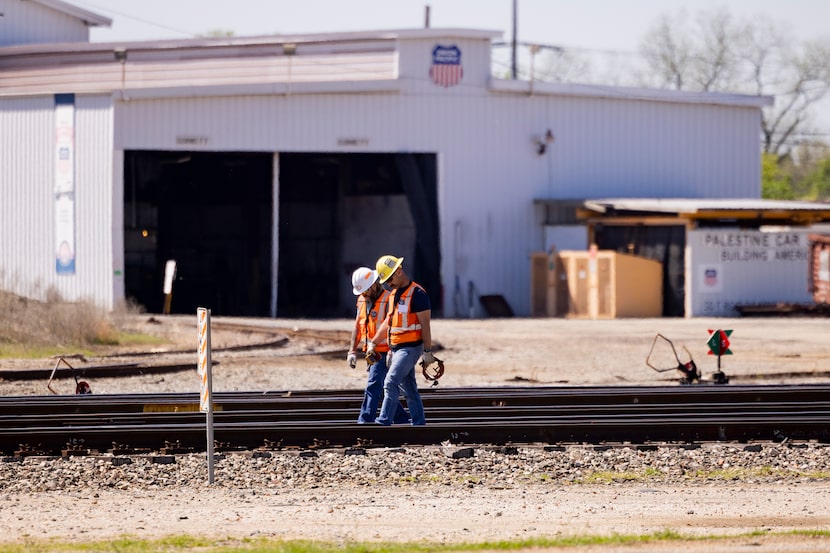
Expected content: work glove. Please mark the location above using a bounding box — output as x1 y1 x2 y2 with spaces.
386 349 394 367
365 342 381 365
421 350 436 366
347 351 357 369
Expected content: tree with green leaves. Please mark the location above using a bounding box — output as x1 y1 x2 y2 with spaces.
761 152 794 199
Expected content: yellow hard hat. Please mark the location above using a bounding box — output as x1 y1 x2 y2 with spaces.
351 267 378 295
375 255 403 284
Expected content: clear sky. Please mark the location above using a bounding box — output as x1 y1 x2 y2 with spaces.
75 0 830 136
80 0 828 49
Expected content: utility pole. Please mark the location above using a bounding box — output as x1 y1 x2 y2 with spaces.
511 0 518 79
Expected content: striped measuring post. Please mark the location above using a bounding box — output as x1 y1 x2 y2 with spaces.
197 307 212 411
197 307 215 484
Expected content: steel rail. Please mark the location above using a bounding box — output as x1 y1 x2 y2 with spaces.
2 401 829 428
1 384 829 455
1 412 828 454
4 384 830 414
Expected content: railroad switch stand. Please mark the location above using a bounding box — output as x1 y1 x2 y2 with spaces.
646 333 729 385
46 357 92 395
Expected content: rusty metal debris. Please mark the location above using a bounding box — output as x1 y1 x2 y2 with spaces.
46 357 92 395
646 333 728 385
14 443 49 457
61 439 90 457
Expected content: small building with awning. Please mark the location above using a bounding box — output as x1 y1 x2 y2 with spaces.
535 198 830 317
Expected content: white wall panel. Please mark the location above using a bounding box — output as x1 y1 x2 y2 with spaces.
0 96 54 299
74 94 115 307
0 0 89 46
0 94 113 307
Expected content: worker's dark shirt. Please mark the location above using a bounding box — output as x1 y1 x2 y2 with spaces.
390 281 430 350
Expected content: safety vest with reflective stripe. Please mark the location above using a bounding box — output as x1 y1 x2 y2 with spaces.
387 281 425 347
356 290 390 352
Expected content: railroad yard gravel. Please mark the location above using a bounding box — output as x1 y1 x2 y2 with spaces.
1 315 830 551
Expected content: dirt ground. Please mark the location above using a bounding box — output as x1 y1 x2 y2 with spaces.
3 485 829 552
1 314 830 551
4 314 830 394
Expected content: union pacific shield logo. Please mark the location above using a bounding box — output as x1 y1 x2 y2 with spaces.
430 44 463 87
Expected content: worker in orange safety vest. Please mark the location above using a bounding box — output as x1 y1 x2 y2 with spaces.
366 255 433 425
348 266 410 424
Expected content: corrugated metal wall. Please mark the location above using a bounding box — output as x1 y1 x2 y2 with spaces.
75 94 115 306
0 0 89 46
111 89 761 316
0 96 54 299
0 93 114 307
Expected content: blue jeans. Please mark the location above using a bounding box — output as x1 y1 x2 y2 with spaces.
358 352 410 424
376 345 426 426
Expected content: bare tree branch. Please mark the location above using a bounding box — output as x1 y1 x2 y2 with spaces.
638 9 830 156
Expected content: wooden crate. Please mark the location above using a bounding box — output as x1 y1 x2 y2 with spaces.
554 248 663 318
530 249 568 316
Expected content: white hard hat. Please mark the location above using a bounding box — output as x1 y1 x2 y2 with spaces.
351 267 379 295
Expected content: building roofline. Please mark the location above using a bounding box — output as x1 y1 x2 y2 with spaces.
491 79 773 109
575 198 830 225
582 198 830 214
535 198 830 226
0 27 500 56
32 0 112 27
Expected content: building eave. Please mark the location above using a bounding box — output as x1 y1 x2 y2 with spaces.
31 0 112 28
580 198 830 226
491 79 773 109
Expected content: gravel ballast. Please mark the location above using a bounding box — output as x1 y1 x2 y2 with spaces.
1 443 829 546
1 315 830 550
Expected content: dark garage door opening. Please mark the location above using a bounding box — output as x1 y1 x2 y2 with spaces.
277 152 442 318
123 151 273 316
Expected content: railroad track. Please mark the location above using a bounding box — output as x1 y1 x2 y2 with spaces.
1 384 829 456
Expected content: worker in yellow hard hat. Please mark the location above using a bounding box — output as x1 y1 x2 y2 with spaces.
347 267 410 424
366 255 434 425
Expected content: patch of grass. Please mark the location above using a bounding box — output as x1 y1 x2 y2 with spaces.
565 466 830 484
575 467 663 484
773 529 830 538
693 467 830 480
0 344 95 360
0 290 162 359
114 331 168 347
5 529 829 553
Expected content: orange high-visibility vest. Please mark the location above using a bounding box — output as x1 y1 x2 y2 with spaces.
387 281 425 347
356 290 390 352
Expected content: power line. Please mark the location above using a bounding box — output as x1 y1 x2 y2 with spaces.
70 0 199 39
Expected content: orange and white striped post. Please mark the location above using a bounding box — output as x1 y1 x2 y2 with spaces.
197 307 215 484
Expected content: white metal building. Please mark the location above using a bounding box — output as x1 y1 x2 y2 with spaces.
0 0 111 46
2 0 813 318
